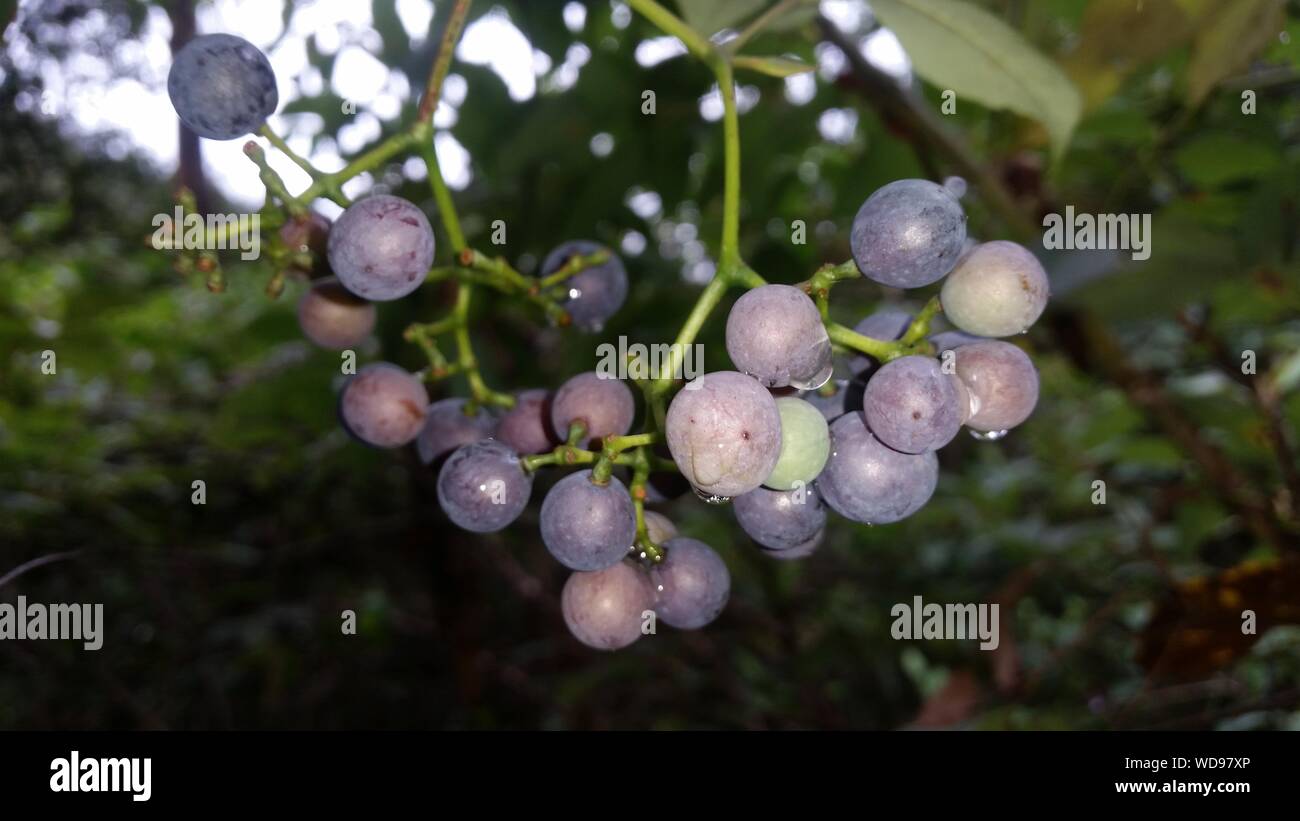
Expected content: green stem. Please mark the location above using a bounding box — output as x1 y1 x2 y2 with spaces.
460 250 538 292
273 2 470 208
592 432 662 483
899 295 942 346
605 433 659 452
420 138 467 252
649 392 667 432
636 379 668 433
243 142 305 217
257 123 351 205
459 251 570 326
648 454 678 472
521 441 642 473
304 130 416 204
826 294 940 362
629 0 752 401
827 322 903 361
424 266 461 283
727 0 805 54
538 250 611 289
258 124 315 178
412 334 449 371
714 56 742 270
404 315 462 373
418 0 473 123
406 316 462 337
733 263 767 289
419 362 462 382
807 259 860 287
630 446 664 563
451 284 514 408
624 0 714 60
802 258 859 319
652 273 731 395
410 7 520 412
565 422 588 447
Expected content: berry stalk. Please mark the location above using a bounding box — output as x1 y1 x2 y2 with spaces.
257 123 348 206
591 432 661 484
714 55 743 271
537 250 612 289
623 0 712 61
242 142 306 217
629 446 665 564
417 0 472 124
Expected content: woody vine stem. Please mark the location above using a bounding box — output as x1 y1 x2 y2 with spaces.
204 0 946 561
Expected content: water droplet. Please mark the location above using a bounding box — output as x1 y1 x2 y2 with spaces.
969 428 1008 441
790 359 835 391
692 486 732 504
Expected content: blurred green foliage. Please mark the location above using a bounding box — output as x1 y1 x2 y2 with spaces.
0 0 1298 730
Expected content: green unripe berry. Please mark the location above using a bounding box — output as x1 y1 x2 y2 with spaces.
764 397 830 491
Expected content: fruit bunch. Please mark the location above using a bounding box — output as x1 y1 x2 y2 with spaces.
416 179 1044 651
164 14 1048 653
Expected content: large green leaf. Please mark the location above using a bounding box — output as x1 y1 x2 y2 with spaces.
1185 0 1286 105
1064 211 1237 321
765 1 820 33
676 0 765 38
1063 0 1202 112
869 0 1082 158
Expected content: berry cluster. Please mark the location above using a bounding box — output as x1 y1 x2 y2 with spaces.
166 29 1048 652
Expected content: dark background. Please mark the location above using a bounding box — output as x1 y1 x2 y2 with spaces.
1 0 1298 730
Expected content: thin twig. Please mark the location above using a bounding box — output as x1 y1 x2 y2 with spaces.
1177 308 1300 513
417 0 472 124
727 0 809 54
0 550 83 590
817 16 1036 241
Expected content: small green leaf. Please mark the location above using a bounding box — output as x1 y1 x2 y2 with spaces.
869 0 1082 158
676 0 766 38
1174 135 1280 189
733 55 814 78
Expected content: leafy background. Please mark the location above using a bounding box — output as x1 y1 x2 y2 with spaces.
1 0 1298 729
